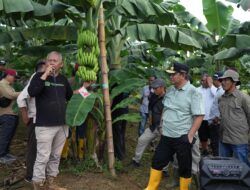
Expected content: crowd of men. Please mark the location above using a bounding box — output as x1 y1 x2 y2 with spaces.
0 57 250 190
135 63 250 190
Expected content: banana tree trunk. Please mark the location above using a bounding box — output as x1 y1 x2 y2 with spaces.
98 3 116 177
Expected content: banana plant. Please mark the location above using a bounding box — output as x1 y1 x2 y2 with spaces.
225 0 250 11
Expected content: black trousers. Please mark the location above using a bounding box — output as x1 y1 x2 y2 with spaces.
152 135 193 178
209 123 220 156
25 119 36 180
112 120 127 161
198 120 209 142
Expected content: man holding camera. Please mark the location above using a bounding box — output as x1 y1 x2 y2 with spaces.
28 51 73 190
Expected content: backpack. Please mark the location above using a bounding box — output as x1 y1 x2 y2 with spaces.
0 97 11 108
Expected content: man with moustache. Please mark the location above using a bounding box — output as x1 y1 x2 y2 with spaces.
218 69 250 167
144 62 204 190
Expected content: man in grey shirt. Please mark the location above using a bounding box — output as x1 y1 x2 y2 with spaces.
219 69 250 167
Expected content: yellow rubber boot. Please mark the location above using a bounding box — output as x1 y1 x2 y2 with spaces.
61 139 69 159
180 177 192 190
144 168 162 190
78 139 85 160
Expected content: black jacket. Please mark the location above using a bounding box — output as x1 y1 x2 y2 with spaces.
148 94 164 132
28 72 73 126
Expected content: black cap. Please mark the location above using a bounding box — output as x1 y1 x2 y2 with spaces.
213 71 224 80
166 62 189 74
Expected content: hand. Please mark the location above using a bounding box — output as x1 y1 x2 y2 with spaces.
20 108 29 125
41 65 55 80
188 133 194 144
206 76 213 88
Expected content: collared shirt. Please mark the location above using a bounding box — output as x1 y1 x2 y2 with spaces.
140 85 151 113
219 89 250 144
162 82 205 138
208 85 224 122
17 73 36 122
0 78 20 116
197 85 217 120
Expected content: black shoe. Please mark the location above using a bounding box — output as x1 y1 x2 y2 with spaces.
131 160 140 167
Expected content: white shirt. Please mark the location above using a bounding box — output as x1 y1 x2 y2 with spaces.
140 85 153 113
208 85 224 123
197 85 217 120
17 73 36 122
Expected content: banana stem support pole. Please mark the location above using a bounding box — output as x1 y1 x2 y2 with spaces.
98 3 116 177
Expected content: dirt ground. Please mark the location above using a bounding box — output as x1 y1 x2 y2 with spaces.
0 122 179 190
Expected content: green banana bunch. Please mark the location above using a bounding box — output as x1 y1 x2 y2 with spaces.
92 45 100 57
77 30 98 47
77 66 97 81
77 29 99 81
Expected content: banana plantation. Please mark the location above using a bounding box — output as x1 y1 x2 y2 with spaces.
0 0 250 189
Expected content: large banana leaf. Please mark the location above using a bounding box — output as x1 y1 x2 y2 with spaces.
112 113 140 124
229 21 250 35
104 0 177 25
111 96 139 112
111 78 146 99
0 0 33 13
225 18 241 35
220 34 250 49
66 93 97 127
0 25 77 45
214 47 250 61
126 24 202 50
19 44 77 57
202 0 233 36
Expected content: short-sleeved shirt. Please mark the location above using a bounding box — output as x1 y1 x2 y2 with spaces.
162 82 205 138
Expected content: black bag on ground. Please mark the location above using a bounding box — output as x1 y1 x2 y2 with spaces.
0 97 11 108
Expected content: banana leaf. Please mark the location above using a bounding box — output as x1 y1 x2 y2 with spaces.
111 96 139 112
220 34 250 49
66 93 97 127
214 47 250 61
110 78 145 99
126 24 203 50
202 0 233 36
112 113 140 124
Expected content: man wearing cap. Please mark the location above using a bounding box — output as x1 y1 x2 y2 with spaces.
132 78 165 167
0 69 20 164
208 71 224 156
219 69 250 167
144 62 204 190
